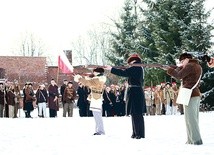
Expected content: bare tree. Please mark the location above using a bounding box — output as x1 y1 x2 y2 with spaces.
71 24 111 66
14 31 46 57
71 37 89 65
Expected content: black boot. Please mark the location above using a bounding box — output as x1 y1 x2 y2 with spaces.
25 112 28 118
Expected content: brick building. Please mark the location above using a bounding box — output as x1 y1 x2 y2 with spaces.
0 56 47 88
0 55 93 89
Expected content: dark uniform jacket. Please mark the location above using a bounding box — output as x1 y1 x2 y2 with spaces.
111 64 146 115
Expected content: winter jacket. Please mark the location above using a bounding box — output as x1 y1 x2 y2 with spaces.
6 90 15 106
36 89 48 104
167 59 202 97
63 86 76 103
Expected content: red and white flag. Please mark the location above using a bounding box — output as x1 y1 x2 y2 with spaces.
58 51 74 74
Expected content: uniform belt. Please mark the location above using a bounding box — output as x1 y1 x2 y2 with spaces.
92 90 102 94
128 85 141 87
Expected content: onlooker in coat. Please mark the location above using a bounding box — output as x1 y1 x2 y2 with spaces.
123 80 129 116
4 81 10 118
85 86 93 117
171 82 179 115
13 80 21 118
0 83 5 117
109 85 116 116
119 85 126 116
114 85 122 116
160 82 166 115
144 87 154 116
163 82 174 115
60 79 68 107
165 53 203 145
36 84 48 118
154 85 163 115
24 83 35 118
6 85 16 118
102 86 114 117
63 81 76 117
22 83 28 118
77 82 89 117
105 53 146 139
48 79 59 118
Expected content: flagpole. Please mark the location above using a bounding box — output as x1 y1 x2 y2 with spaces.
56 65 60 85
57 53 60 85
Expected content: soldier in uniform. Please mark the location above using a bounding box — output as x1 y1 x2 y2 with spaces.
74 67 106 135
105 54 146 139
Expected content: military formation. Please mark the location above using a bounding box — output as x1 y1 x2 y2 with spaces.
0 53 213 144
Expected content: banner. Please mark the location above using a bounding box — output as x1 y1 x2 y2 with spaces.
58 51 74 74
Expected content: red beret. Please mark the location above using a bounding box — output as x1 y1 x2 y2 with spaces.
127 54 141 63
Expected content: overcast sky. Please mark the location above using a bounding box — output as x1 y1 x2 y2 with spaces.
0 0 213 60
0 0 124 56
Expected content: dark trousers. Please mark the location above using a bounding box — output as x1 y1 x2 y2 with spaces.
79 106 87 117
25 111 32 118
49 109 57 117
131 114 145 138
4 104 9 117
161 104 166 115
25 101 33 118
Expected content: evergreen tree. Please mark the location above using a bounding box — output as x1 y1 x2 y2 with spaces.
141 0 214 106
107 0 160 86
141 0 193 64
200 62 214 108
107 0 138 66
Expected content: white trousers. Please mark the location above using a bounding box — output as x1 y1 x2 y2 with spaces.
38 102 46 117
92 110 105 135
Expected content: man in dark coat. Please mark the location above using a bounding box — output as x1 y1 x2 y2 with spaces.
60 79 68 107
0 83 5 117
77 82 89 117
48 79 59 118
105 54 146 139
24 83 35 118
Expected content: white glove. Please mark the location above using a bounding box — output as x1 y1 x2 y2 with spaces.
74 74 82 82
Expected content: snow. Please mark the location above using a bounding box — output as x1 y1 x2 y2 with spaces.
0 108 213 155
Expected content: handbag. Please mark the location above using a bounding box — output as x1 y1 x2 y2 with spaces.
176 74 202 106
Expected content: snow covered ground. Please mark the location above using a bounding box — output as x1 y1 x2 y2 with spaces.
0 108 213 155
